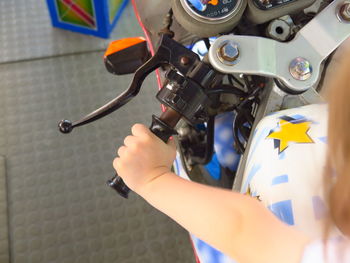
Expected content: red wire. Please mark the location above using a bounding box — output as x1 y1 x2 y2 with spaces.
131 0 155 56
131 0 166 112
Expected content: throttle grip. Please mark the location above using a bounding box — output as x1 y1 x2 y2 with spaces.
107 176 130 198
108 112 180 198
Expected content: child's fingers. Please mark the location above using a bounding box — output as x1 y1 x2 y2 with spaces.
131 124 150 138
113 157 121 171
117 146 127 157
131 123 174 145
124 135 136 147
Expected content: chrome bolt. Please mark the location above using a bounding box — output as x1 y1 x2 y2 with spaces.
289 57 312 81
217 41 240 66
339 3 350 22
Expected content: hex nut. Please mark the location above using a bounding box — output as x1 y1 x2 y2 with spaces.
217 41 240 66
339 3 350 22
289 57 313 81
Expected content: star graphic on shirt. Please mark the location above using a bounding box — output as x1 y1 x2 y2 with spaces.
267 117 314 154
246 184 261 202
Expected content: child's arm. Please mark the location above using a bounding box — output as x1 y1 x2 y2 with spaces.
114 124 310 263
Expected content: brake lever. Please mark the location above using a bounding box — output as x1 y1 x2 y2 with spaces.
58 55 159 133
58 34 200 134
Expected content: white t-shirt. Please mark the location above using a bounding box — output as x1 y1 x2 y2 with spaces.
301 237 350 263
242 104 328 238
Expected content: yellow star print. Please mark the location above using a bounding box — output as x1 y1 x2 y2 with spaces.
267 119 314 153
245 184 261 201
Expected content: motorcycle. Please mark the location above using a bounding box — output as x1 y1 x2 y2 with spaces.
58 0 350 262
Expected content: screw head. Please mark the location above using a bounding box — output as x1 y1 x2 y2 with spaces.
289 57 312 81
339 3 350 22
180 56 190 65
217 41 240 66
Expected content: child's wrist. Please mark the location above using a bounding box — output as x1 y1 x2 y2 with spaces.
138 168 174 197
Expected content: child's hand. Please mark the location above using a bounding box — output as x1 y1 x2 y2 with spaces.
113 124 176 194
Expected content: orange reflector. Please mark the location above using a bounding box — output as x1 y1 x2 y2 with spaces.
104 37 146 57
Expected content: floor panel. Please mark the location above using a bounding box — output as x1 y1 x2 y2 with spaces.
0 51 195 263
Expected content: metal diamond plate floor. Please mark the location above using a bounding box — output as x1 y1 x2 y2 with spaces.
0 1 195 263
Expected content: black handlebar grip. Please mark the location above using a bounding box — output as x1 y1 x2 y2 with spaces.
107 176 130 198
108 115 178 198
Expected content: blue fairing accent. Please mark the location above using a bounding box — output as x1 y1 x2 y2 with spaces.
204 154 221 180
195 238 223 260
192 235 238 263
214 112 241 171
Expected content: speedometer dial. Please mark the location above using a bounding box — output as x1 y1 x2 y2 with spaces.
172 0 247 37
181 0 241 22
